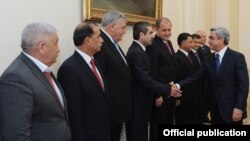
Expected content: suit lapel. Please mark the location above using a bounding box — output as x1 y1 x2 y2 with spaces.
210 53 218 80
133 41 150 65
217 48 231 77
156 36 177 63
101 31 128 68
20 53 66 113
74 52 106 96
177 50 193 69
156 36 173 57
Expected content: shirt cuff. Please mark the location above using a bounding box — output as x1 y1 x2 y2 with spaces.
234 108 243 113
176 83 181 90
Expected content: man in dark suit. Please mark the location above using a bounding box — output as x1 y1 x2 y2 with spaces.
146 17 178 141
196 30 212 62
126 22 181 141
175 33 197 124
189 33 205 124
0 22 71 141
178 26 249 124
196 30 212 123
57 21 110 141
94 10 133 141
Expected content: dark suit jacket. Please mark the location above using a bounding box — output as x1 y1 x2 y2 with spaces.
57 51 110 141
197 45 212 63
175 50 198 124
176 50 197 104
147 35 179 98
0 53 71 141
179 48 249 122
146 35 178 124
94 30 133 123
196 45 213 118
126 41 171 120
189 51 201 70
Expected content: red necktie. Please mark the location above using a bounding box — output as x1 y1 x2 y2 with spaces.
90 59 105 92
164 41 173 55
44 72 64 110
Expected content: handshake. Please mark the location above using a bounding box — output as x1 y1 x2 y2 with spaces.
155 82 182 107
169 81 182 98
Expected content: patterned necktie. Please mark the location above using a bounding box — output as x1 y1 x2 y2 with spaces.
215 54 220 74
90 59 105 92
44 71 64 110
202 46 207 55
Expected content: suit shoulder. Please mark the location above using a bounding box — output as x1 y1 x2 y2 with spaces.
228 48 245 57
61 55 76 66
127 45 143 56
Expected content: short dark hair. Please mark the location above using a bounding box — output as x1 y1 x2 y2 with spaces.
177 32 192 46
73 21 97 46
133 22 151 40
191 33 201 39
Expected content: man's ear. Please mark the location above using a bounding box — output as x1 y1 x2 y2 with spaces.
37 40 46 54
140 32 145 38
83 37 90 45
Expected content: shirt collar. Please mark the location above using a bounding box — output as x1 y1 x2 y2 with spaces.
22 51 51 72
101 28 115 43
75 48 92 64
191 49 197 53
134 40 146 51
216 46 228 58
179 48 189 57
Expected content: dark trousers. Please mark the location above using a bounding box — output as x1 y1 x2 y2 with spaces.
127 119 148 141
175 102 195 124
150 98 175 141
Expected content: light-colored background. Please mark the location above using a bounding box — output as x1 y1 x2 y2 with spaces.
0 0 249 75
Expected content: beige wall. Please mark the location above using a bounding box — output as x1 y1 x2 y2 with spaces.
0 0 249 75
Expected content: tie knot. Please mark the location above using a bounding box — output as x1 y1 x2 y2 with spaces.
215 54 220 59
44 71 51 77
90 58 95 65
164 41 169 46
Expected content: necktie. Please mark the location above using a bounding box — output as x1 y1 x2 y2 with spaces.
44 72 64 110
164 41 173 55
202 46 207 55
195 51 201 64
90 59 105 92
215 54 220 74
187 54 193 65
114 43 127 65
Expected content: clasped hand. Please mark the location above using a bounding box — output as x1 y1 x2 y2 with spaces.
169 81 182 98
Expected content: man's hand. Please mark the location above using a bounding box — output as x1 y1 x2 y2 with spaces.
232 108 243 122
169 82 182 98
155 96 163 107
176 100 181 107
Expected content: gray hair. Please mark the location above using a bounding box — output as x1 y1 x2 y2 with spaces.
21 22 57 50
210 26 230 45
101 10 127 27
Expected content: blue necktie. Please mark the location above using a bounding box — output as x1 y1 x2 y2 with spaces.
215 54 220 74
